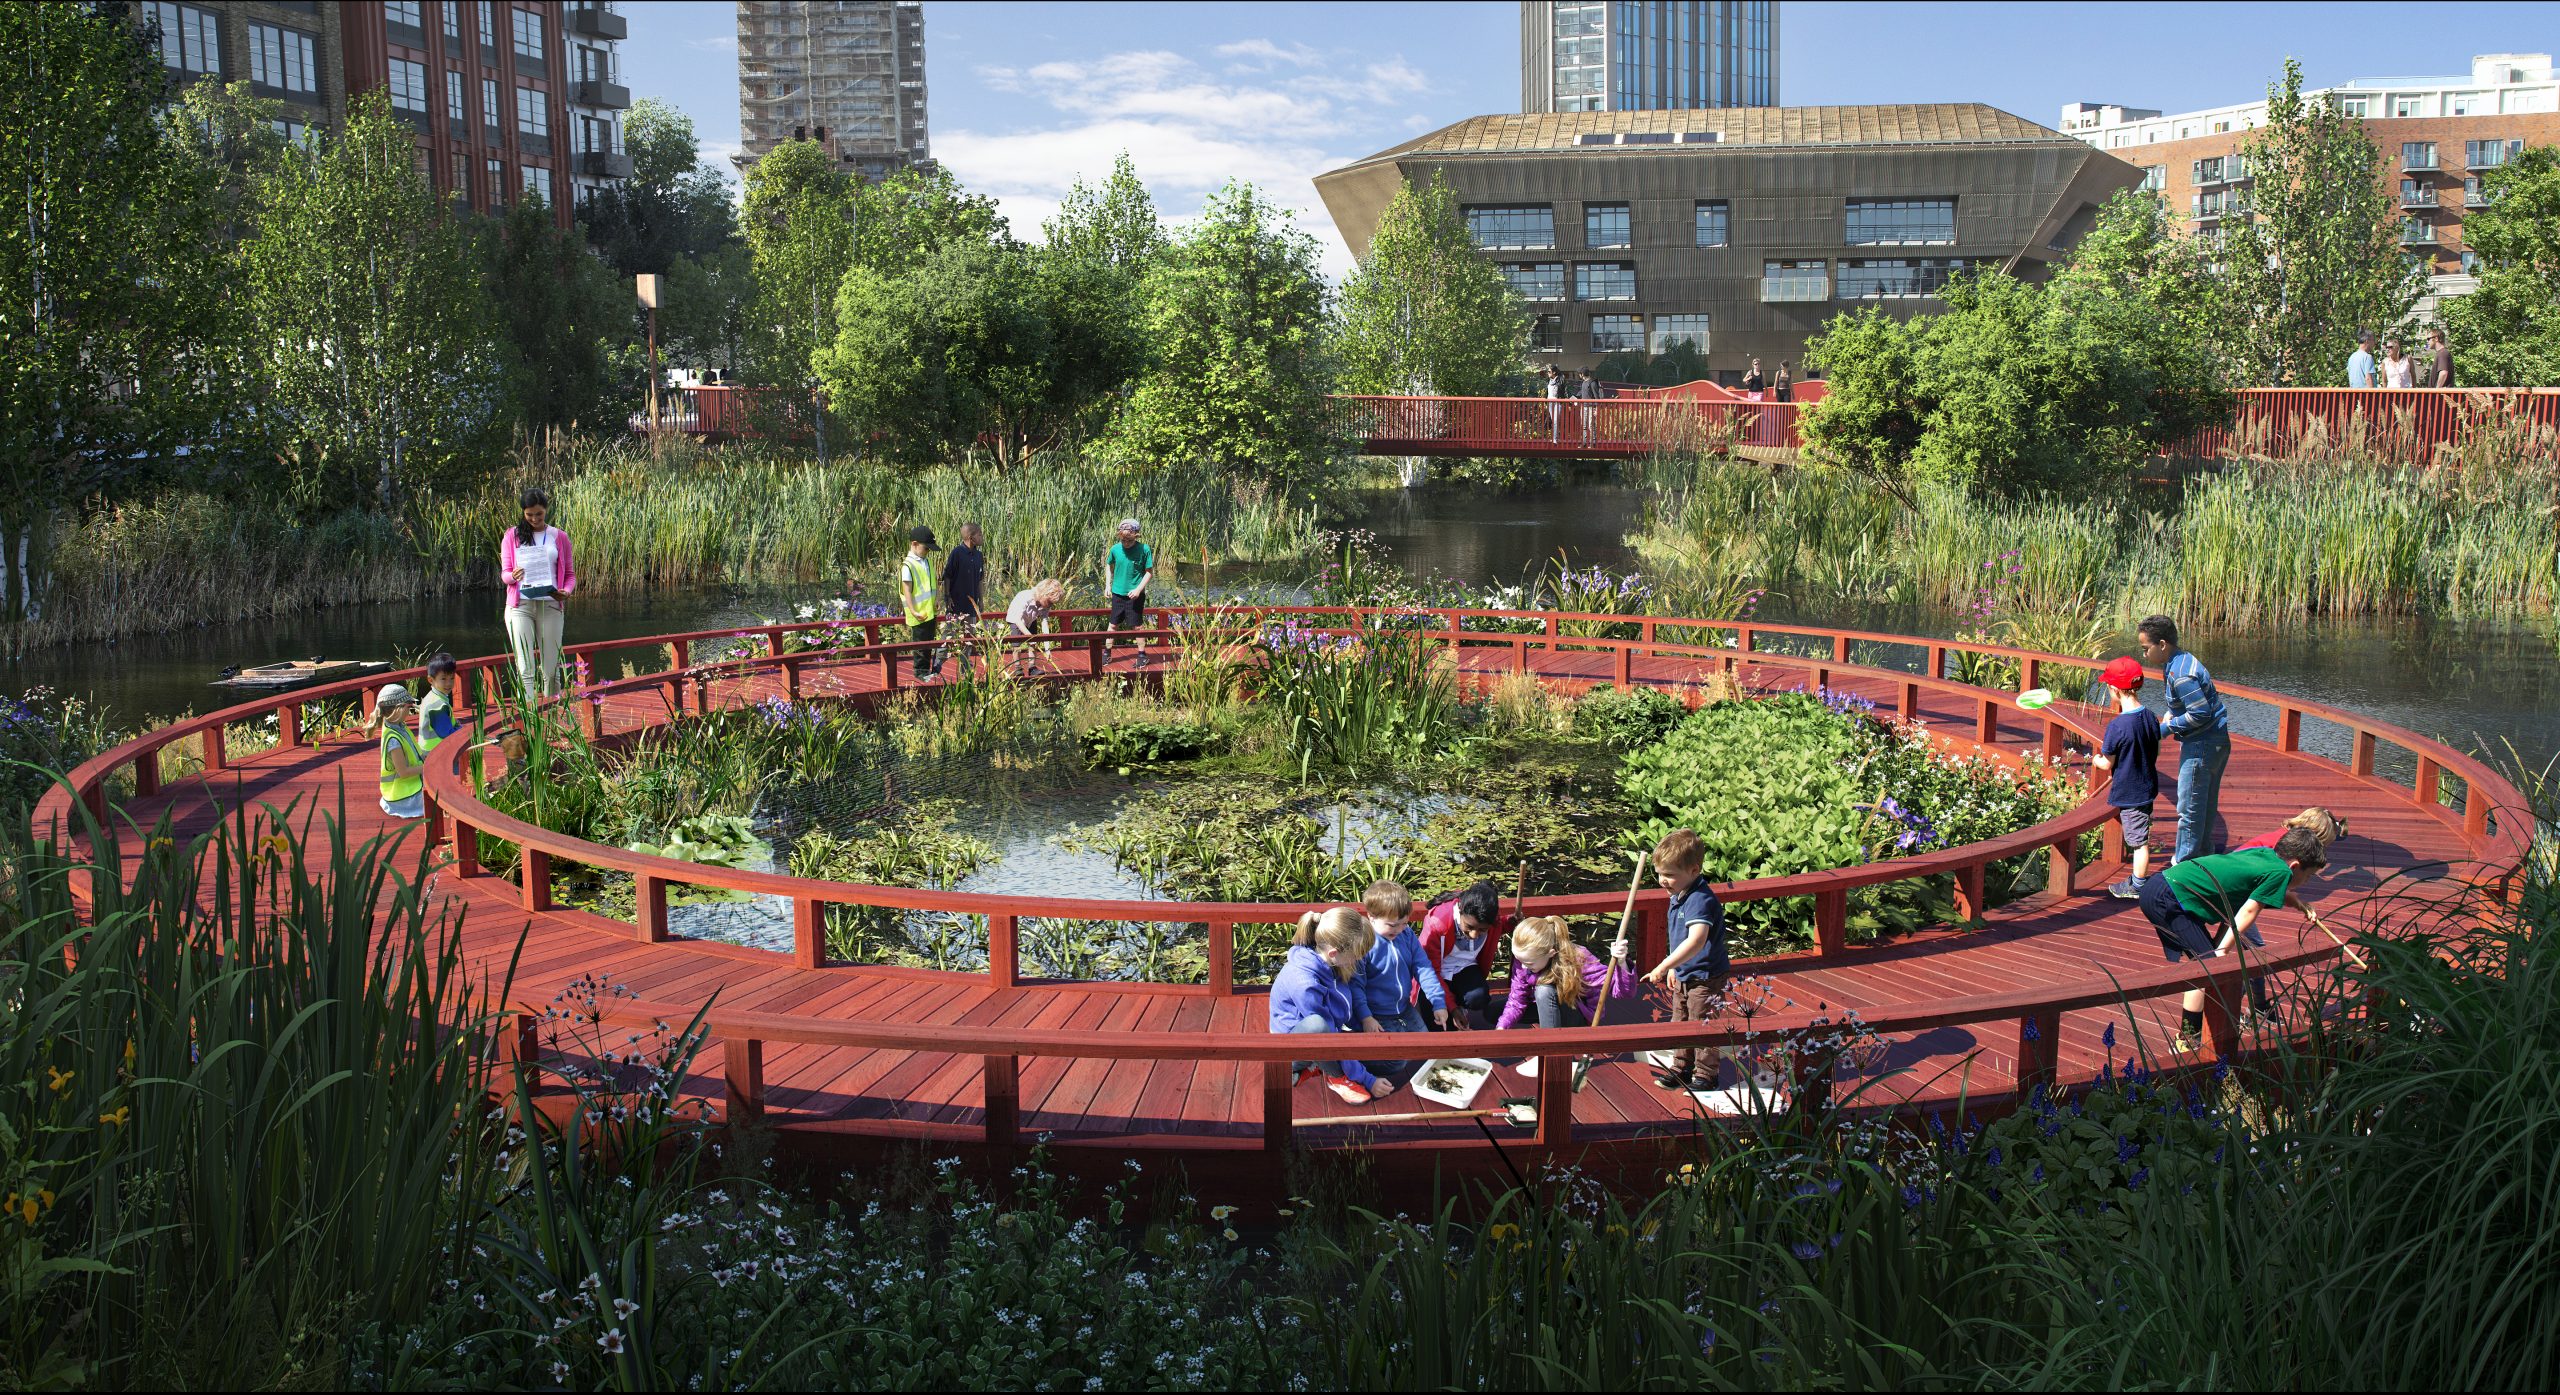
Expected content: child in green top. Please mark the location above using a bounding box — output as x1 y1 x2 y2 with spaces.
1104 517 1153 661
2136 827 2327 1051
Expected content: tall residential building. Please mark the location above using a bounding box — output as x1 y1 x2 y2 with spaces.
2062 54 2560 307
734 1 929 181
1316 105 2137 377
1520 1 1777 114
138 1 634 229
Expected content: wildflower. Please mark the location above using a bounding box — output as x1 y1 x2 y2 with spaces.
99 1106 129 1128
1222 1227 1239 1242
597 1329 625 1354
550 1362 570 1383
613 1297 639 1320
46 1067 72 1094
260 833 292 863
11 1196 33 1226
1210 1204 1237 1221
1487 1222 1521 1242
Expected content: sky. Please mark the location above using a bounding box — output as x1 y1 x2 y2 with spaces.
622 1 2560 274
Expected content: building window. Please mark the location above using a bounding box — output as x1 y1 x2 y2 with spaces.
387 59 428 113
1588 314 1643 353
1464 206 1554 251
1499 263 1565 300
2339 96 2370 117
2192 154 2245 184
2139 165 2165 192
1694 200 1729 248
478 1 495 47
451 151 470 200
1844 198 1956 246
2393 95 2425 118
2465 138 2521 168
1551 1 1604 110
512 8 545 59
2192 188 2245 219
146 2 221 77
385 1 422 29
2460 250 2481 275
484 79 500 132
1838 258 1978 299
1573 262 1635 301
517 85 548 138
1650 313 1710 354
446 70 465 124
1762 259 1827 301
270 117 309 143
2400 178 2428 208
2402 142 2437 171
1583 203 1631 249
1531 315 1563 352
2466 176 2488 208
487 158 505 204
523 164 553 206
249 24 317 95
444 2 461 39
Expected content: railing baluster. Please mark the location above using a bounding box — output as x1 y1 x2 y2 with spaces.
791 897 823 970
983 1054 1019 1145
520 847 551 912
1263 1060 1294 1152
278 704 302 748
723 1038 765 1124
987 913 1019 988
636 874 668 941
1814 888 1848 956
1976 697 1999 744
2278 706 2303 754
203 723 227 773
133 748 160 797
1954 861 1989 924
2047 832 2082 898
2350 730 2377 778
1535 1055 1574 1146
1207 920 1235 996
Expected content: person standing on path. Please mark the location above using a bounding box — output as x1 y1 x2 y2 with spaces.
1541 365 1563 442
2426 327 2455 388
2346 330 2376 388
1105 518 1154 662
2381 337 2416 388
943 522 986 628
897 526 942 682
2137 615 2230 866
500 488 576 698
1773 361 1794 402
1741 358 1766 396
1576 368 1604 444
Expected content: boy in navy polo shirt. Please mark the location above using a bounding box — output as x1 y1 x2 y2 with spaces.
1641 828 1730 1091
2090 656 2165 900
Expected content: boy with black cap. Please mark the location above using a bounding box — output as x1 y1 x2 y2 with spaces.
898 526 941 681
2091 656 2164 899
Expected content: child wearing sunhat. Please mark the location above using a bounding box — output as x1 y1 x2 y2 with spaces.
371 683 426 819
2091 656 2164 900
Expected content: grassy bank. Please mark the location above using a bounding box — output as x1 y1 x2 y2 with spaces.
5 762 2555 1388
1633 445 2559 626
6 436 1322 651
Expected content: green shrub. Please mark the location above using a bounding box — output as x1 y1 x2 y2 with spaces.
1080 718 1223 772
1570 684 1690 751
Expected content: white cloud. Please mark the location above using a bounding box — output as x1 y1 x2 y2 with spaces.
950 41 1437 277
687 34 737 54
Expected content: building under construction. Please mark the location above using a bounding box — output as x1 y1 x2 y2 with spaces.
734 0 929 181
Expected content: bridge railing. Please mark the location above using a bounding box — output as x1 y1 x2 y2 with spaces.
1329 394 1801 454
2165 386 2560 462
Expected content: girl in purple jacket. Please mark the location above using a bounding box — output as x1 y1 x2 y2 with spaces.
1269 908 1395 1106
1497 915 1634 1078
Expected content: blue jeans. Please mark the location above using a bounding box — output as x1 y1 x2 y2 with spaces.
2173 731 2231 864
1362 1002 1429 1081
1502 983 1590 1032
1288 1014 1368 1084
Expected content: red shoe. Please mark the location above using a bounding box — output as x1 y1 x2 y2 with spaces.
1294 1067 1322 1086
1325 1075 1371 1105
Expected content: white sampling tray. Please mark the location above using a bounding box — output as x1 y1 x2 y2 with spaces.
1409 1057 1496 1110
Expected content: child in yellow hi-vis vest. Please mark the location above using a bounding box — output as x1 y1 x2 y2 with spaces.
897 526 942 682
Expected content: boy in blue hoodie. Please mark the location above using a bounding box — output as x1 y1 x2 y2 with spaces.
1269 907 1395 1106
1355 881 1450 1083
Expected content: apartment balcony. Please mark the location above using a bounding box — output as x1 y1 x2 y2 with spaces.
572 80 631 109
569 5 628 40
2467 191 2491 208
1760 276 1830 303
2400 190 2434 209
2400 222 2439 246
577 150 632 179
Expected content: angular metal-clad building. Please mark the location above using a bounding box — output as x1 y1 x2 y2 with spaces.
1314 105 2144 378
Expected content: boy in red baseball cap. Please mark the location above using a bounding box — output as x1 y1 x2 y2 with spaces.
2090 656 2165 899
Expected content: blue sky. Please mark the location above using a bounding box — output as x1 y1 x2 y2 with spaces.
623 1 2560 272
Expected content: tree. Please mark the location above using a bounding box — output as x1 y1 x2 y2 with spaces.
1107 181 1337 486
851 164 1008 276
2218 59 2427 384
484 192 637 432
660 240 755 380
817 239 1130 466
1333 171 1531 396
238 90 504 511
1036 152 1162 414
1043 152 1166 272
583 97 736 275
2440 144 2560 386
740 139 859 386
1 3 230 623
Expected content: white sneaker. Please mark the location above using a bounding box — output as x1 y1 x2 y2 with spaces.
1517 1058 1540 1078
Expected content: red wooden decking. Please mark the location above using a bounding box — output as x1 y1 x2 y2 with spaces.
70 623 2512 1173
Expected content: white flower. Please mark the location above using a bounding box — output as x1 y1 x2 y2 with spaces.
598 1329 626 1354
613 1297 639 1320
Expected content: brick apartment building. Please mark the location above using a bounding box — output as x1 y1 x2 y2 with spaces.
2061 54 2560 314
138 1 632 229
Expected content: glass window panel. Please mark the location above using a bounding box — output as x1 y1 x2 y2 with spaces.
2402 142 2437 170
1464 206 1554 250
386 1 422 27
1499 263 1566 300
1574 262 1636 301
517 85 548 137
387 58 427 112
147 2 223 75
1837 258 1978 299
1694 200 1728 247
1583 203 1630 248
512 8 544 58
1532 315 1562 351
1588 314 1642 352
447 69 465 123
1844 198 1956 246
1650 314 1709 353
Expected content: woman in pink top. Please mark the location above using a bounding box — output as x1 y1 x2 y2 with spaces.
500 488 577 696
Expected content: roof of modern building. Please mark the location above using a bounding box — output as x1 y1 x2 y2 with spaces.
1337 104 2080 171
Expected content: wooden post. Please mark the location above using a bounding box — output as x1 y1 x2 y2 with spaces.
765 628 786 658
2201 985 2242 1060
1927 644 1947 682
1613 645 1632 689
669 639 690 671
1735 625 1754 655
519 847 552 912
203 724 227 773
723 1038 765 1124
1814 888 1848 957
782 655 803 701
2020 656 2041 693
277 704 302 748
455 818 481 878
1535 1056 1574 1146
636 875 669 941
1207 920 1235 997
2350 730 2377 778
1953 861 1989 924
1831 633 1850 663
2277 707 2304 754
987 914 1019 989
1976 697 1999 745
2047 833 2082 898
1639 901 1668 970
1787 1044 1833 1118
2014 1009 2061 1104
496 1011 540 1067
2043 720 2066 760
1263 1060 1294 1152
791 897 824 969
983 1054 1019 1145
1898 680 1919 719
2415 757 2441 809
133 750 160 797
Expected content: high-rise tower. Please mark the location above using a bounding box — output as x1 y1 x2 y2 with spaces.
735 0 928 180
1521 1 1777 113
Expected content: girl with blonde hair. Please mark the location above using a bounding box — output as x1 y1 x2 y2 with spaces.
1496 915 1634 1077
1268 907 1393 1105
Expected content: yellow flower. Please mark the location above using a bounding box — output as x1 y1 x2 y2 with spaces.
260 834 292 864
46 1067 72 1094
36 1190 53 1211
99 1106 129 1128
1276 1207 1295 1218
13 1198 33 1226
147 837 174 854
1487 1222 1521 1242
1209 1205 1237 1221
123 1041 135 1067
1605 1224 1629 1239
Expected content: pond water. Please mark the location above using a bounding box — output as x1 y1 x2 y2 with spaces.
16 481 2555 775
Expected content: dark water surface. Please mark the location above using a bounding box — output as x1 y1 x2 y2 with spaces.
18 482 2558 773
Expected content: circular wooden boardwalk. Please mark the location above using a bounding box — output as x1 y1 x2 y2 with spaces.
42 609 2527 1180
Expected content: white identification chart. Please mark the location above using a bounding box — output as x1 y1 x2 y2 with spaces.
519 533 557 592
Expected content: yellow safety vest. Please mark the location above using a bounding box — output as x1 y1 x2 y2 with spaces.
380 726 425 803
900 552 938 625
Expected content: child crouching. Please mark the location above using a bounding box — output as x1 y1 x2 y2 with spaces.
1269 907 1396 1105
1356 880 1449 1084
1496 915 1634 1078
